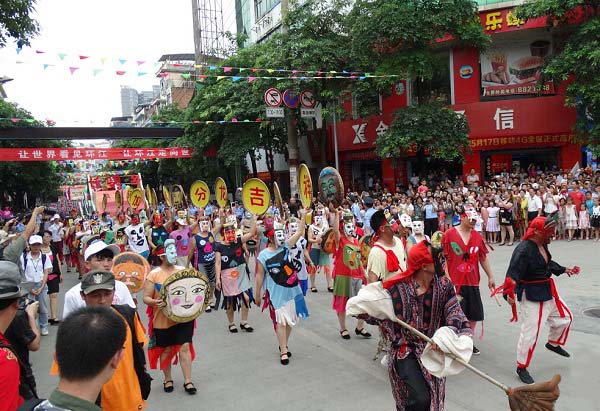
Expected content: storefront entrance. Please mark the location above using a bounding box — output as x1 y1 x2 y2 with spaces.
481 147 560 179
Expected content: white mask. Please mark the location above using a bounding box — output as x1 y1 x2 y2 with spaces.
274 229 286 247
343 222 355 237
289 222 299 236
412 221 424 235
314 216 323 225
226 215 237 228
200 220 210 232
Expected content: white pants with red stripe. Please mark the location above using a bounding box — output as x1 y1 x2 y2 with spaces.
516 295 572 368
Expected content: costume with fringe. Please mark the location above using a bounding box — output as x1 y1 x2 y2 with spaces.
332 235 365 313
215 240 254 311
146 267 196 370
257 245 309 329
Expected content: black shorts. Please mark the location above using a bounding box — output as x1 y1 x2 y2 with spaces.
47 275 60 294
459 285 484 322
153 320 194 348
592 216 600 228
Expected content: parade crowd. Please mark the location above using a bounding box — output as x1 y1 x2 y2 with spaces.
0 163 589 411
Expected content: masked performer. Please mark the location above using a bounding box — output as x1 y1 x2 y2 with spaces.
308 209 333 292
406 219 429 254
287 216 314 296
189 215 222 312
255 220 309 365
149 211 171 266
143 239 198 395
215 217 257 333
442 205 495 355
348 241 472 411
330 210 370 340
500 215 577 385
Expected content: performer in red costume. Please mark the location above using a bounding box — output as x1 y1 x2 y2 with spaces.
500 215 578 385
441 205 495 355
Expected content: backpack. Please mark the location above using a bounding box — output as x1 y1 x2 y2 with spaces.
22 252 47 274
111 304 153 400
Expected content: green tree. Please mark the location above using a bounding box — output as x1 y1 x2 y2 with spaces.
0 101 67 209
346 0 489 164
0 0 39 48
375 102 471 168
517 0 600 148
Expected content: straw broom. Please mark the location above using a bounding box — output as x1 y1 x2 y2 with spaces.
397 318 561 411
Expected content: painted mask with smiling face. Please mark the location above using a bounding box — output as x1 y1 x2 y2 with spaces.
160 268 210 322
412 220 424 235
112 252 150 293
342 213 355 238
223 224 237 243
288 218 299 236
199 217 211 233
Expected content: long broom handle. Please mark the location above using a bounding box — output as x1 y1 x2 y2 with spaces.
395 318 511 394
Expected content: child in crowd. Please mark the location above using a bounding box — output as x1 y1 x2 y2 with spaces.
486 199 500 244
591 198 600 241
565 196 578 242
578 203 591 240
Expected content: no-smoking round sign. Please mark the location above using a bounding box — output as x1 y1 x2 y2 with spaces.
264 88 283 107
300 90 316 108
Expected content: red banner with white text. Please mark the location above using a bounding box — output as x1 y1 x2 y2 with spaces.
0 147 193 161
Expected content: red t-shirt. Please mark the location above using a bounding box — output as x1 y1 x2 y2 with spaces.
442 227 487 287
0 333 21 411
333 235 364 279
568 190 585 210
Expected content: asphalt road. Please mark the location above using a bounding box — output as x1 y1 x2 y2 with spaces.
30 239 600 410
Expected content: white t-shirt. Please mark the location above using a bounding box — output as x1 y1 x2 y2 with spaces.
48 223 64 242
527 195 543 212
125 223 150 254
20 252 53 283
62 280 136 319
544 194 559 214
367 237 407 281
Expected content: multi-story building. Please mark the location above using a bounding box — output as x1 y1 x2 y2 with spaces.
236 0 282 46
156 53 196 110
120 86 139 117
325 0 581 191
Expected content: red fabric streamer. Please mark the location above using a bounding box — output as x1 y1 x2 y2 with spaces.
491 278 518 322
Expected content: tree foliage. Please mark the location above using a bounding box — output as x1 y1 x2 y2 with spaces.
376 102 471 161
0 101 67 208
518 0 600 146
0 0 39 48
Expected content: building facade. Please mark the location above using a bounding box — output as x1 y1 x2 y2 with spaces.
157 54 196 110
328 0 581 191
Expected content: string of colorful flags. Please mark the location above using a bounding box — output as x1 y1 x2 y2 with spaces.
0 117 271 126
7 47 399 79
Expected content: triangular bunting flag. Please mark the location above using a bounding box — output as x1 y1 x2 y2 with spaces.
16 48 22 54
69 67 79 75
119 59 127 65
137 72 147 76
232 76 241 82
36 50 45 54
223 67 232 72
79 55 89 60
100 57 108 64
216 76 226 81
159 73 168 78
116 70 126 75
93 69 103 76
239 68 247 72
181 73 191 79
58 53 67 60
136 60 145 66
247 77 256 82
267 69 275 73
43 64 51 70
209 66 217 70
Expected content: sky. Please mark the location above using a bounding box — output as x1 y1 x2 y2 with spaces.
0 0 237 127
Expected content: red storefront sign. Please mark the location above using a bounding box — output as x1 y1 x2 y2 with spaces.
0 147 193 161
470 133 574 151
330 114 393 152
479 8 547 34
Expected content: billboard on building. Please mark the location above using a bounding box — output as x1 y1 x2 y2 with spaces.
481 38 555 98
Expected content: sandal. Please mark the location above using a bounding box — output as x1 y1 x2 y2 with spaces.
340 329 351 340
507 242 513 246
163 380 174 393
327 286 334 293
498 243 505 246
310 287 318 293
355 327 372 338
183 382 197 395
279 346 292 357
228 324 238 333
240 322 254 332
205 305 212 313
280 353 289 365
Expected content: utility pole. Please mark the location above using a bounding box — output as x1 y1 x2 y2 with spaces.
281 0 299 197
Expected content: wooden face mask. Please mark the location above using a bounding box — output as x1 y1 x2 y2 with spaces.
159 268 210 323
111 252 150 294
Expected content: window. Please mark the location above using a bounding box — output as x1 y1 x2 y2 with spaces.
410 52 451 106
255 0 280 21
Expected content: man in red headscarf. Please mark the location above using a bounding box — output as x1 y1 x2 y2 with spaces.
501 215 578 385
360 241 472 411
